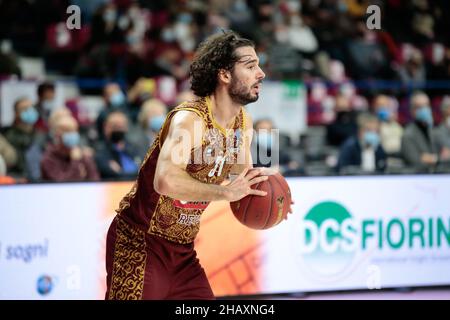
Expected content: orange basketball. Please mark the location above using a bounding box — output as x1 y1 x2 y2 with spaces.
230 173 292 230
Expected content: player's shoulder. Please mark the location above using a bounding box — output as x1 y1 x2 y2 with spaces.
171 98 208 126
170 110 202 127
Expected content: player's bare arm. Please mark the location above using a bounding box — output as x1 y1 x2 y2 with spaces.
154 110 267 202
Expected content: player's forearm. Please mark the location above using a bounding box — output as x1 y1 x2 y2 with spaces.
154 168 231 201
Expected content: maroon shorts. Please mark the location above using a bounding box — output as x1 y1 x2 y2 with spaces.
105 216 214 300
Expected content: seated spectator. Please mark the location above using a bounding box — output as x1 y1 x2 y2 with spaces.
26 107 75 182
96 83 130 140
326 93 358 147
433 96 450 165
373 94 403 156
401 91 438 170
336 113 387 174
3 97 42 178
252 119 300 175
41 115 99 182
34 81 56 134
133 99 168 159
95 111 142 180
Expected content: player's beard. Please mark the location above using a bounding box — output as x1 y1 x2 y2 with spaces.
228 75 260 105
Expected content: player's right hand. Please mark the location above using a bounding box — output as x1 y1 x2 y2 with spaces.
224 167 268 202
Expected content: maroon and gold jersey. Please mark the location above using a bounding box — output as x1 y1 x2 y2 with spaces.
116 97 247 244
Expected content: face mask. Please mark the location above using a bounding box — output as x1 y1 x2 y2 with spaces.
20 108 39 125
178 13 192 24
110 130 126 144
161 29 175 42
103 9 117 23
338 0 348 12
149 115 165 132
234 0 247 12
415 106 433 126
376 108 390 122
257 132 272 150
126 34 139 46
62 131 80 148
363 131 380 148
110 91 125 108
42 100 55 111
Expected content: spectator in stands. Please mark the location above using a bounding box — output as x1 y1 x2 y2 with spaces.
336 113 386 174
396 48 426 87
326 93 358 147
96 83 129 140
3 97 41 178
252 119 300 175
373 94 403 156
95 111 141 180
41 115 99 182
34 82 56 133
345 20 390 79
0 133 17 171
433 96 450 164
401 91 438 170
133 99 168 159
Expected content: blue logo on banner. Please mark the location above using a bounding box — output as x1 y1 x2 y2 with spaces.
37 275 53 295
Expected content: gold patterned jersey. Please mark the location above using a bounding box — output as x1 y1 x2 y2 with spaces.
116 97 246 244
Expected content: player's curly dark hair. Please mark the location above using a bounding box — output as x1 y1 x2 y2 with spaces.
189 31 254 97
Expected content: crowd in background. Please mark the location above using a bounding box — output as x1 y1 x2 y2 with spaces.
0 0 450 183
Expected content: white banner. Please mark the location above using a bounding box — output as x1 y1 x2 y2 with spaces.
0 175 449 299
261 175 450 292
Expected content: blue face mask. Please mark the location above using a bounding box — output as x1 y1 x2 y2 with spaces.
126 34 138 45
415 106 433 126
376 107 390 122
257 132 273 150
42 100 55 111
161 29 175 42
110 91 125 108
20 108 39 125
178 13 192 24
363 131 380 148
62 131 80 148
149 115 165 132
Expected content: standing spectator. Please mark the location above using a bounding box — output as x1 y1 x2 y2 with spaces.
3 97 40 178
373 94 403 156
34 81 56 134
326 93 358 147
336 113 386 174
401 91 438 169
433 97 450 165
41 116 99 182
95 111 142 180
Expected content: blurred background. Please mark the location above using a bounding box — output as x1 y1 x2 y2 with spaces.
0 0 449 300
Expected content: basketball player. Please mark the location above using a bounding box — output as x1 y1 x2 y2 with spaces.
105 31 293 300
